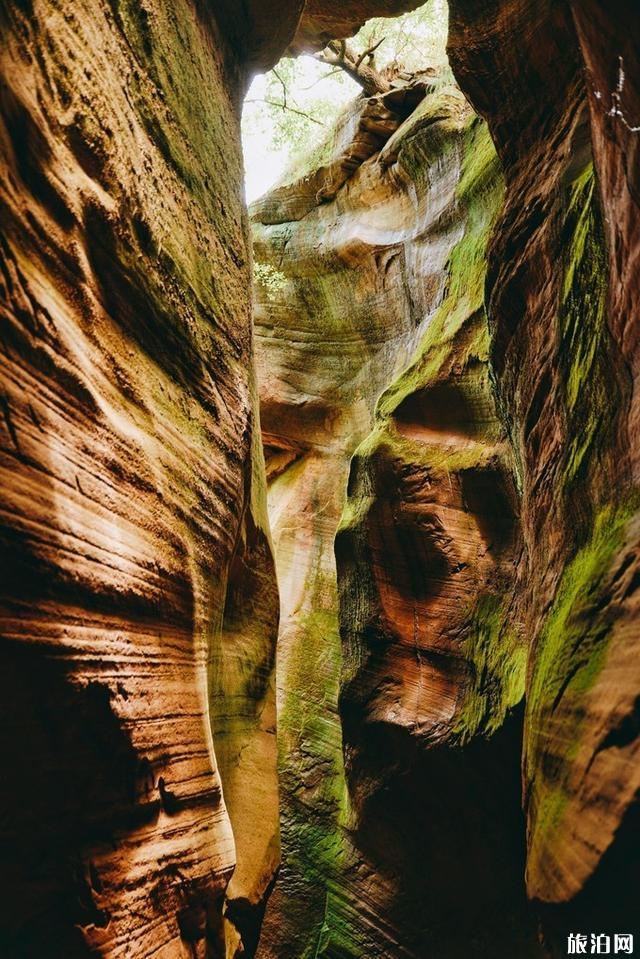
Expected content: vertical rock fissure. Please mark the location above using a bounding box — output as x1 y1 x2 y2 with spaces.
2 1 639 956
251 64 538 956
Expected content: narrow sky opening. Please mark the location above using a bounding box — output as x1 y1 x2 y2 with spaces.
241 0 450 204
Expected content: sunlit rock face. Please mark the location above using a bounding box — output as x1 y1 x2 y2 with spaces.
252 75 540 956
0 0 440 954
2 0 639 954
0 1 281 955
448 0 640 949
254 3 640 955
335 117 538 959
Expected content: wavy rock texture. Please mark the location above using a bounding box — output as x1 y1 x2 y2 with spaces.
335 112 538 957
0 0 419 955
447 0 640 950
254 3 640 956
0 1 279 955
2 0 639 956
252 75 540 956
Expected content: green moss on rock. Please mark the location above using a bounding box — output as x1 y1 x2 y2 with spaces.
525 493 639 868
559 163 614 491
454 594 526 743
377 115 503 421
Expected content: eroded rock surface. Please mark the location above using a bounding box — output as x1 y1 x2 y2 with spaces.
253 3 640 956
252 73 540 956
448 0 640 947
0 0 420 955
2 0 639 956
0 1 280 954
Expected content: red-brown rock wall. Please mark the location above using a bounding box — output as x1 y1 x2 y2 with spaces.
0 1 433 955
2 0 639 955
0 1 281 954
448 0 640 948
252 76 542 956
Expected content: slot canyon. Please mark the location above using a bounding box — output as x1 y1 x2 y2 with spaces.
0 1 639 957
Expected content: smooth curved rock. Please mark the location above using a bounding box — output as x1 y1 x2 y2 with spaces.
0 0 446 954
0 1 281 954
252 75 540 956
448 0 640 947
2 0 639 955
255 3 640 955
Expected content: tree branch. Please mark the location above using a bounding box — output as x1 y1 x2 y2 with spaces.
271 67 288 107
244 98 325 125
299 68 343 91
355 36 385 71
314 38 391 96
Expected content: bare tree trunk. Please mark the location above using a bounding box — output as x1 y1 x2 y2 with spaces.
314 39 391 96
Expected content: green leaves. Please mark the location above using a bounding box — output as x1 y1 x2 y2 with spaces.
242 1 450 197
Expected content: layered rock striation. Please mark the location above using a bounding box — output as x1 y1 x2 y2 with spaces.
0 2 279 954
254 2 640 956
2 0 639 956
448 0 640 947
0 0 420 956
252 71 539 956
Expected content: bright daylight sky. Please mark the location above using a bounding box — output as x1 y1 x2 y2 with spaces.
242 58 360 204
241 1 449 204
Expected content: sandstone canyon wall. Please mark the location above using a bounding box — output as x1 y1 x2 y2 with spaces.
1 0 639 957
253 2 640 957
0 2 279 955
447 1 640 948
0 1 419 956
252 68 540 958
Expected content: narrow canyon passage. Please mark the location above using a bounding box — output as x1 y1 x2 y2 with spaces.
0 1 639 958
249 62 539 956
